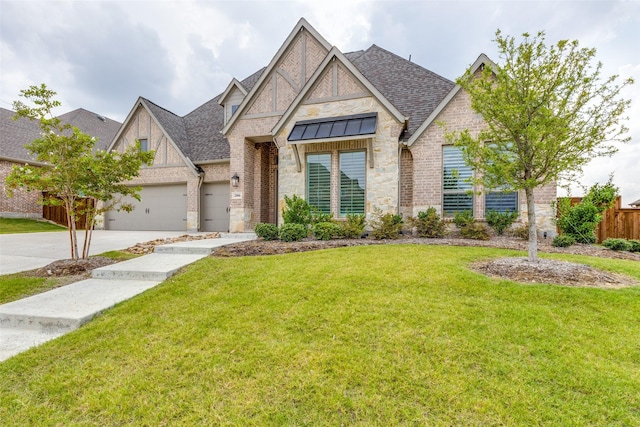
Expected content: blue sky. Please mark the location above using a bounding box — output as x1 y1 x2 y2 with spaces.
1 0 638 203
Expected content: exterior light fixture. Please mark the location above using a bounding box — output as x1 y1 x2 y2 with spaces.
231 173 240 188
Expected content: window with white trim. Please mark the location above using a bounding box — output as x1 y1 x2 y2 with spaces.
139 138 149 152
443 145 473 217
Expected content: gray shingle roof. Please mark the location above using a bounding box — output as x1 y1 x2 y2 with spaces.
1 107 121 163
182 67 265 163
134 43 454 162
348 44 455 137
141 98 190 157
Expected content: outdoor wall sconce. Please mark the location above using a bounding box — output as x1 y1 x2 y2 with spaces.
231 173 240 188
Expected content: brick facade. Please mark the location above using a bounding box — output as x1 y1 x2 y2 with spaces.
0 160 42 218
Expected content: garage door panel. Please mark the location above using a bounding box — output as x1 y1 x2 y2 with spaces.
105 185 187 231
201 182 229 232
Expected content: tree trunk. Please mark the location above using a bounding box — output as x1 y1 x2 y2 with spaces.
525 187 538 263
82 202 96 260
66 198 79 260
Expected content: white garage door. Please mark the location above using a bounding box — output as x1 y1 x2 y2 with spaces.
105 185 187 231
200 182 230 232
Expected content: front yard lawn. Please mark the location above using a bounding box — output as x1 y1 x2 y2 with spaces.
0 218 66 234
1 245 639 425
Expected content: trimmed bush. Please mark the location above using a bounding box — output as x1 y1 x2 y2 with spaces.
369 208 403 240
453 210 475 228
629 240 640 253
460 223 490 240
282 195 311 225
279 223 308 242
486 210 518 235
254 223 279 241
512 223 529 240
602 238 633 251
409 207 446 238
341 213 366 239
312 222 342 240
552 235 576 247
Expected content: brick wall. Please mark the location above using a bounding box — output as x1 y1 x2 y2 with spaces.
0 159 42 218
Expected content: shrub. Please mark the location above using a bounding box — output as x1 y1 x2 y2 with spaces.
556 199 600 244
460 223 490 240
369 208 403 240
254 223 279 241
602 238 633 251
511 223 529 240
279 223 308 242
486 210 518 235
282 194 311 225
629 240 640 253
552 234 576 247
453 210 475 228
310 210 334 225
409 207 446 238
341 213 366 239
583 176 619 212
312 222 342 240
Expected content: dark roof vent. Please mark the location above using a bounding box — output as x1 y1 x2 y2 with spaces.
96 114 106 122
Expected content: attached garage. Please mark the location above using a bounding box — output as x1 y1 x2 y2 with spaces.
105 184 187 231
200 182 230 232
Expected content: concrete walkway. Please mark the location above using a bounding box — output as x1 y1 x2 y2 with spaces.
0 230 211 275
0 233 256 362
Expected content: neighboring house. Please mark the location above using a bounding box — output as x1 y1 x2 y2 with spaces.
107 18 556 235
0 107 121 218
630 199 640 208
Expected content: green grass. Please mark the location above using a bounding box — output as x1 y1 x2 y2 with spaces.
0 251 138 304
0 217 66 234
1 245 639 425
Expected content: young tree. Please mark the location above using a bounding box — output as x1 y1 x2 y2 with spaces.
5 84 154 260
451 31 633 262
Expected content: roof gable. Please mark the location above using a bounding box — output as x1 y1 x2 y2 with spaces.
218 78 247 106
222 17 332 135
107 97 197 174
406 53 495 146
272 47 406 140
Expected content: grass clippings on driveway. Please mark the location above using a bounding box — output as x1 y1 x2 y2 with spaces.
1 245 639 425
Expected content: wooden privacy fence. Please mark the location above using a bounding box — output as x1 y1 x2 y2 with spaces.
596 197 640 242
42 193 93 229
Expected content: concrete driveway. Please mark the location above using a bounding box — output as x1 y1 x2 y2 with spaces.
0 230 205 275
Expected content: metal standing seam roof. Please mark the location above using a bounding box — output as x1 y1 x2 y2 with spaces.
288 113 378 142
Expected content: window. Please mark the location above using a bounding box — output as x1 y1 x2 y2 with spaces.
139 138 149 152
307 153 331 214
231 104 239 115
485 191 518 215
306 150 366 217
339 151 365 215
443 146 473 217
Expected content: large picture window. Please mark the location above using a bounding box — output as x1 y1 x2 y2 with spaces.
443 146 473 217
339 151 366 215
306 153 331 214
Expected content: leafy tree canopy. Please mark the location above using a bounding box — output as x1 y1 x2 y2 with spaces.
450 30 633 261
5 84 154 259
